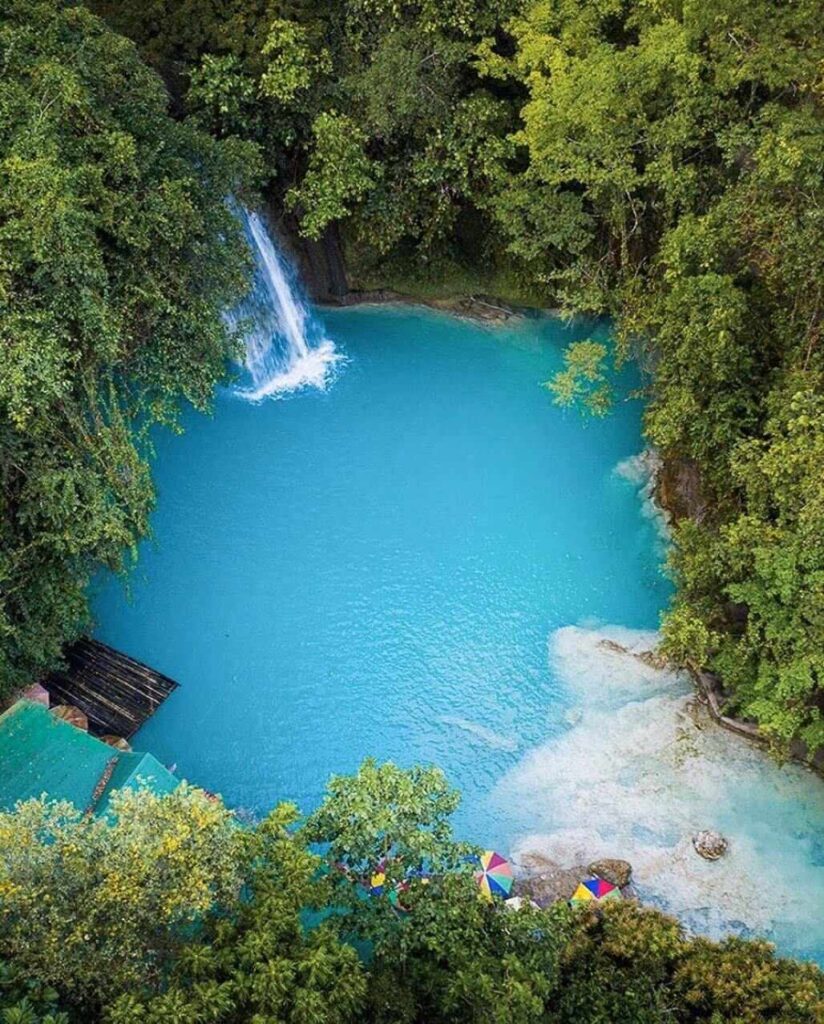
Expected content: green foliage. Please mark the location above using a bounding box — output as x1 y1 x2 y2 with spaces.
303 758 464 871
187 54 260 138
502 0 824 749
0 0 256 697
367 880 572 1024
553 902 824 1024
260 19 330 104
0 786 246 1006
286 112 376 239
0 959 69 1024
669 377 824 750
660 603 717 676
2 765 823 1023
546 340 612 417
104 803 366 1024
303 759 474 951
673 934 824 1024
3 0 821 1010
553 902 683 1024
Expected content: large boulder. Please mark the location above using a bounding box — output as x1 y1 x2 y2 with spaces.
512 864 585 907
518 851 559 873
692 830 728 860
587 858 632 888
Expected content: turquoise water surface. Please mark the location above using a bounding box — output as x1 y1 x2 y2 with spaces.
95 306 661 827
92 306 824 961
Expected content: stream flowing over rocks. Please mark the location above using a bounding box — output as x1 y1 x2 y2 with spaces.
493 622 824 957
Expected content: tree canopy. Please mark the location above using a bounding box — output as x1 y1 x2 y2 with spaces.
2 2 824 1019
1 765 822 1023
0 0 256 698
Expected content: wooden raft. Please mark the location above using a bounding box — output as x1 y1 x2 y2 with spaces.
44 639 179 738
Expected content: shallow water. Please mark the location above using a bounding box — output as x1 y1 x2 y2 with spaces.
92 306 824 962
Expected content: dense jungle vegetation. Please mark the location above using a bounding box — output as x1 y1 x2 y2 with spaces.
2 0 823 752
2 2 824 1019
2 760 823 1023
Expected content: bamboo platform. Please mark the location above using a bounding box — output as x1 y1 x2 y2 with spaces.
43 639 179 738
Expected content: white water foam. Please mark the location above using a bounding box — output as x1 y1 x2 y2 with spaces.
613 449 671 549
243 339 342 401
228 208 343 400
495 625 824 955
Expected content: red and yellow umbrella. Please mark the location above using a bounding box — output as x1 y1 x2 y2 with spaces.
570 877 621 905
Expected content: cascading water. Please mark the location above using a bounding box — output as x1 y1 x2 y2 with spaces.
228 207 342 401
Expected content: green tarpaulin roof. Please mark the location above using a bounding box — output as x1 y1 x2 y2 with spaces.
0 700 178 814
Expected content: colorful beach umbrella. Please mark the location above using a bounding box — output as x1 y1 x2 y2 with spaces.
570 877 621 905
474 851 514 900
369 862 388 896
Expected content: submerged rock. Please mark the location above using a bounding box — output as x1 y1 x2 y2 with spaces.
597 638 629 656
588 858 633 888
518 851 559 873
692 830 728 860
597 637 668 671
636 649 669 670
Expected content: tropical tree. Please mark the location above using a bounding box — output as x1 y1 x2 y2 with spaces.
0 0 257 696
104 803 366 1024
0 786 246 1006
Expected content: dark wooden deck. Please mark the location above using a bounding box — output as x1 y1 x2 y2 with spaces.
43 638 179 738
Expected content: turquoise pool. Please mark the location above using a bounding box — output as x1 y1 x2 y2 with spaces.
92 305 824 961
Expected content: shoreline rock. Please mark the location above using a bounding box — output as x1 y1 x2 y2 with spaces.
322 288 529 325
588 858 632 888
513 853 636 908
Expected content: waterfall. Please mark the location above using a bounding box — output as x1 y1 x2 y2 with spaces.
228 207 342 401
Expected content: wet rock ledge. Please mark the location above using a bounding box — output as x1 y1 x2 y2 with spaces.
330 289 521 323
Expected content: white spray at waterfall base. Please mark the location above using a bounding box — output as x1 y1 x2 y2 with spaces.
495 625 824 957
228 208 343 400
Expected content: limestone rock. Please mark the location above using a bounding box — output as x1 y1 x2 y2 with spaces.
518 851 560 873
597 638 669 671
636 649 669 670
504 896 539 912
598 638 629 656
692 830 728 860
587 858 632 888
512 866 584 907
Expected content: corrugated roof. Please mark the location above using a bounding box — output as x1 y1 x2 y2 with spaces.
0 700 178 814
100 751 179 809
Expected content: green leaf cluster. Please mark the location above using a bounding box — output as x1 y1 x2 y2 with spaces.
1 765 822 1023
0 0 256 696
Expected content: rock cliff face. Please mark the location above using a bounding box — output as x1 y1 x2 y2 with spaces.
270 200 523 318
653 457 824 774
280 214 349 303
655 455 706 524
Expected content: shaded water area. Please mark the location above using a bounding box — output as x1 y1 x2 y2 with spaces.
93 228 824 963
